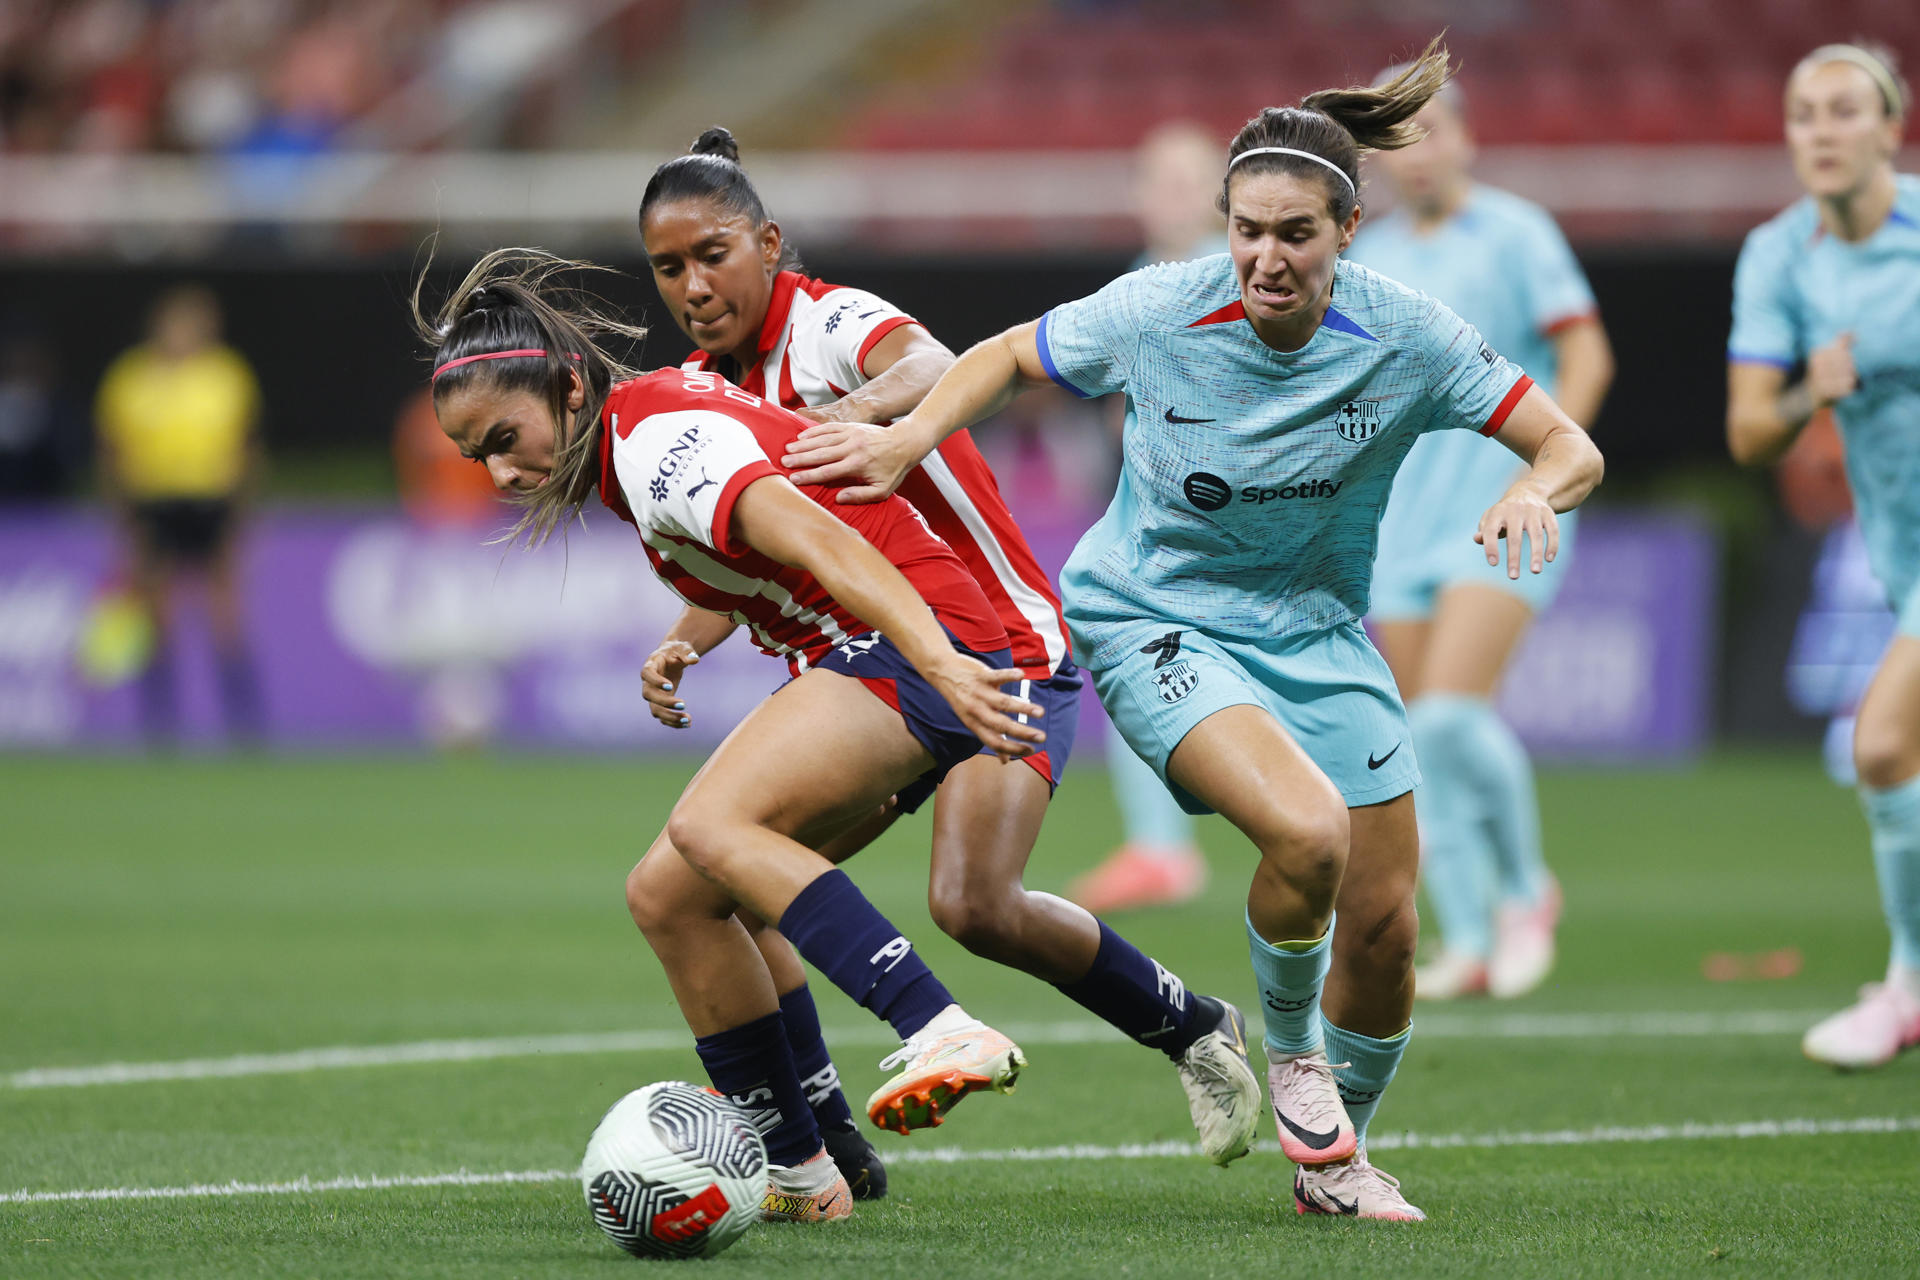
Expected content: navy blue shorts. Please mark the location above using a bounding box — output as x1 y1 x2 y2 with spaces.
812 631 1040 814
980 657 1081 791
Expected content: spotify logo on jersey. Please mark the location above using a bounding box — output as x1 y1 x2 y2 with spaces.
1183 472 1232 511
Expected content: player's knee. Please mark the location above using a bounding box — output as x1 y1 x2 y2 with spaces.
1252 801 1349 904
1854 716 1920 790
1337 899 1418 980
663 808 736 887
624 855 672 936
927 878 1021 957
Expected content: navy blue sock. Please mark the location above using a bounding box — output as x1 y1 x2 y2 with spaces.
777 870 953 1040
693 1011 819 1166
1055 921 1201 1059
779 983 857 1134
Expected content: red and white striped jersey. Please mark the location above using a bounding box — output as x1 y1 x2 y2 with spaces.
681 270 1072 678
596 368 1007 674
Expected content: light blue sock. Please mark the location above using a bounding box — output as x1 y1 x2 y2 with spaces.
1861 773 1920 971
1321 1019 1410 1146
1464 700 1551 905
1406 697 1497 957
1111 744 1197 852
1247 911 1332 1056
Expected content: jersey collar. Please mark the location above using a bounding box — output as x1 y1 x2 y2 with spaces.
596 400 633 525
685 270 804 392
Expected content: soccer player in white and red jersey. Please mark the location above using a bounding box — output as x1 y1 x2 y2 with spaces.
418 248 1043 1223
635 129 1262 1195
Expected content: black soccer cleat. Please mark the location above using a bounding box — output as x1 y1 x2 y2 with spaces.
821 1120 888 1200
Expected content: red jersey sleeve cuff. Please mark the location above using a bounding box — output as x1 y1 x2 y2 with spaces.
855 316 920 374
1482 374 1535 437
708 462 780 556
1540 308 1598 337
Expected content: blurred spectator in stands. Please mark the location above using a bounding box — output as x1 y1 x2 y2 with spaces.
0 330 86 499
95 285 264 745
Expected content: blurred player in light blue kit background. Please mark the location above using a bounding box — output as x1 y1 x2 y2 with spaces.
1350 70 1615 1000
1726 43 1920 1070
1073 121 1228 914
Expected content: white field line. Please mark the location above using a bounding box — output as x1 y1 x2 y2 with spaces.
5 1115 1916 1206
3 1009 1822 1091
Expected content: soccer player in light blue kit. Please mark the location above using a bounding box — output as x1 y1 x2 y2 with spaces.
1727 42 1920 1070
1350 73 1615 1000
786 43 1604 1219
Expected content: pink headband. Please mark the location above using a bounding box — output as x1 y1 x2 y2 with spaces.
432 349 582 380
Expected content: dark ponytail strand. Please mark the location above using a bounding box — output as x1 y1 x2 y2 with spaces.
1222 36 1456 221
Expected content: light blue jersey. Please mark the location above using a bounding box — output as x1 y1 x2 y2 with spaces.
1040 254 1533 670
1731 173 1920 614
1352 185 1595 618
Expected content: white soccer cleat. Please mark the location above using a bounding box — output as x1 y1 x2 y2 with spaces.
865 1014 1025 1135
759 1147 852 1223
1266 1048 1357 1166
1489 877 1562 999
1414 948 1489 1001
1175 996 1262 1166
1801 980 1920 1070
1293 1150 1426 1221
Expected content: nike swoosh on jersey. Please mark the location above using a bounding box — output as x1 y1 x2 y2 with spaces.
1367 743 1401 770
1164 408 1216 424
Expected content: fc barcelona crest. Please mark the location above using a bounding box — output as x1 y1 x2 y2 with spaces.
1153 659 1199 704
1336 400 1381 443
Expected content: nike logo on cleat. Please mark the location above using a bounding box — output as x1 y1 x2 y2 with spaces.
1165 408 1216 424
1279 1113 1343 1150
1322 1190 1360 1215
1367 743 1401 770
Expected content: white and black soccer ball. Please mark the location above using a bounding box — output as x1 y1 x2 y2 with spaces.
580 1081 769 1260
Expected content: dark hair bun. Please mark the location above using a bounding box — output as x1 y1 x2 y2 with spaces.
689 126 741 163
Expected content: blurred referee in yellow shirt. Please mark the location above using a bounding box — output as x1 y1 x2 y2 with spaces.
95 285 263 744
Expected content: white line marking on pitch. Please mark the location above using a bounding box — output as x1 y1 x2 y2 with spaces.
5 1115 1915 1205
3 1009 1820 1091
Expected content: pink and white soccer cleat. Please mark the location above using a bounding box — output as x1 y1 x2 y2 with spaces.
1294 1150 1426 1221
1067 844 1207 914
1266 1049 1357 1166
1489 877 1562 999
1414 949 1490 1001
1801 979 1920 1070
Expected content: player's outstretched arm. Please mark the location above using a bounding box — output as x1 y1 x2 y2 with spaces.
1476 384 1605 579
783 320 1051 502
1726 335 1856 467
795 325 956 427
728 475 1045 759
641 607 739 729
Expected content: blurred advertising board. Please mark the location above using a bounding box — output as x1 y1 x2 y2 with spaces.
0 507 1712 760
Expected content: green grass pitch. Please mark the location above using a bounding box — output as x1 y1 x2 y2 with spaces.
3 751 1918 1277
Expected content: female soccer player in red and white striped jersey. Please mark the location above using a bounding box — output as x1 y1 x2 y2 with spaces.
635 130 1261 1194
417 248 1041 1222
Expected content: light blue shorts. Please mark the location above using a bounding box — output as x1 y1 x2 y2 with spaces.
1370 504 1579 622
1079 617 1420 814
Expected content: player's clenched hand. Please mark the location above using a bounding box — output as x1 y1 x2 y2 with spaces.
1806 332 1858 409
930 655 1046 762
642 640 702 728
782 420 915 504
1474 487 1559 580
